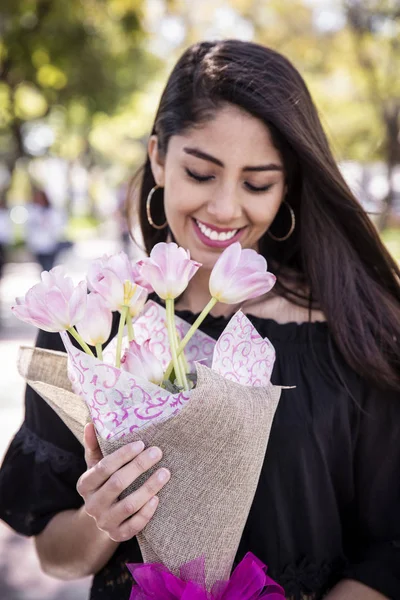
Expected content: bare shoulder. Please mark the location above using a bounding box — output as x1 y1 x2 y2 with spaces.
243 294 326 324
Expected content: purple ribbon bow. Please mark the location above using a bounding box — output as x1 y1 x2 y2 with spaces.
128 552 285 600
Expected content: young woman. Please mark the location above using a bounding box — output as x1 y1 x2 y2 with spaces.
1 40 399 600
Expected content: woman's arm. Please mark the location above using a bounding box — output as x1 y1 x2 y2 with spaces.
35 424 170 579
325 580 388 599
35 505 119 579
34 425 118 579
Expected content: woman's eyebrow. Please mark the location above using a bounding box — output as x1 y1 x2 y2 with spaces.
183 146 283 172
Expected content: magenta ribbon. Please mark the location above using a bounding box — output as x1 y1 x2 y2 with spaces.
127 552 285 600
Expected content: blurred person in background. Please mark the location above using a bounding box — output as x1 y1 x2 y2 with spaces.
25 187 67 273
115 182 133 257
0 40 399 600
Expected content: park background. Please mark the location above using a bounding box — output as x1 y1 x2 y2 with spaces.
0 1 399 598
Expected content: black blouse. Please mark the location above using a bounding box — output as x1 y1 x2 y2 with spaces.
1 309 400 600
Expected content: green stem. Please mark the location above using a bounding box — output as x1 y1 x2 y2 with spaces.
165 298 185 389
175 327 189 390
127 315 135 342
176 328 189 374
115 305 129 368
164 296 218 381
95 343 103 360
67 327 94 356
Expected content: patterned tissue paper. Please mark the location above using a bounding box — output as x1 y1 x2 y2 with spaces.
61 301 276 441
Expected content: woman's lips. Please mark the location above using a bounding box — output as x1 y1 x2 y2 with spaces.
191 218 245 248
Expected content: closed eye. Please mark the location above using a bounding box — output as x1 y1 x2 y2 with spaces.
186 168 274 192
185 168 214 182
245 182 274 193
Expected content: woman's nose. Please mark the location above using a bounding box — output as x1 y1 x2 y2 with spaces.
205 187 242 223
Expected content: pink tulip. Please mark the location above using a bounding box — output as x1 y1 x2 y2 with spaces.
76 293 112 346
128 284 148 318
209 242 276 304
131 260 154 293
12 266 87 332
121 339 164 385
87 252 148 312
138 243 201 300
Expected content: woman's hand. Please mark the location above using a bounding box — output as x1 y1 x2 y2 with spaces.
77 423 170 542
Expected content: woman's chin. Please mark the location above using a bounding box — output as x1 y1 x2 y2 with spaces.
187 244 225 270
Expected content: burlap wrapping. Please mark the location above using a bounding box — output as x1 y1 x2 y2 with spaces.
17 346 90 442
17 346 281 589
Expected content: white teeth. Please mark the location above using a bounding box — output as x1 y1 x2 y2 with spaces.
196 220 238 241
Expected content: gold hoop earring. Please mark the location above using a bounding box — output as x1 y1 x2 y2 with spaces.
267 200 295 242
146 185 168 230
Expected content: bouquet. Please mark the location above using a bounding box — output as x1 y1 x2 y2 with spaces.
13 242 287 599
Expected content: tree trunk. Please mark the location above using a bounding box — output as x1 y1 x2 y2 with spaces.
377 104 400 232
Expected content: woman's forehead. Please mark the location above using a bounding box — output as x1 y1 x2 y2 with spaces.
168 105 282 165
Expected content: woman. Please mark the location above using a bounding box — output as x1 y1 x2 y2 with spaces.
1 40 399 600
26 187 67 272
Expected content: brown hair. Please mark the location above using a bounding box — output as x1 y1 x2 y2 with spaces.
128 40 400 391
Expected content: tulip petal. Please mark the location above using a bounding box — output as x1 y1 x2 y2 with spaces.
129 285 148 317
220 273 276 304
121 339 164 384
11 302 41 328
12 268 90 333
239 248 268 270
209 243 241 298
139 262 168 299
87 255 110 291
132 261 154 292
141 243 201 300
45 289 72 328
68 280 88 325
76 292 112 345
209 243 276 304
25 285 55 327
107 251 132 282
150 242 171 272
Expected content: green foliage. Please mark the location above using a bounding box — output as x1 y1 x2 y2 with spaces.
381 228 400 263
0 0 159 164
0 0 399 227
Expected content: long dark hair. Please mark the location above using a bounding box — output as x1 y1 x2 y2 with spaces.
128 39 400 391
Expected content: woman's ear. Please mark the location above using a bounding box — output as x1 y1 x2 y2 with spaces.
148 135 165 186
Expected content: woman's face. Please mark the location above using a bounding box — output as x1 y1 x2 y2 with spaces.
149 104 286 270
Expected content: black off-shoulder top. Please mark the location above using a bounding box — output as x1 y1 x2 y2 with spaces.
0 308 399 600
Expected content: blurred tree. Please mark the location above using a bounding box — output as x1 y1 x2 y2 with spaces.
343 0 400 228
0 0 158 203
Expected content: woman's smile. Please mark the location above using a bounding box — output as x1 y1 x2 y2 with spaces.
191 217 246 248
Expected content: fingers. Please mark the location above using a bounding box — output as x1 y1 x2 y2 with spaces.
83 423 103 469
97 446 165 507
78 439 147 497
96 467 171 535
109 496 160 542
77 441 170 542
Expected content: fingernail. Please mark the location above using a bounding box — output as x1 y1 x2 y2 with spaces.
131 441 145 453
157 468 170 482
148 447 162 460
149 496 158 507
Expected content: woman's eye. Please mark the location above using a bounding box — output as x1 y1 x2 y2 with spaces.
245 182 273 193
185 168 214 183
